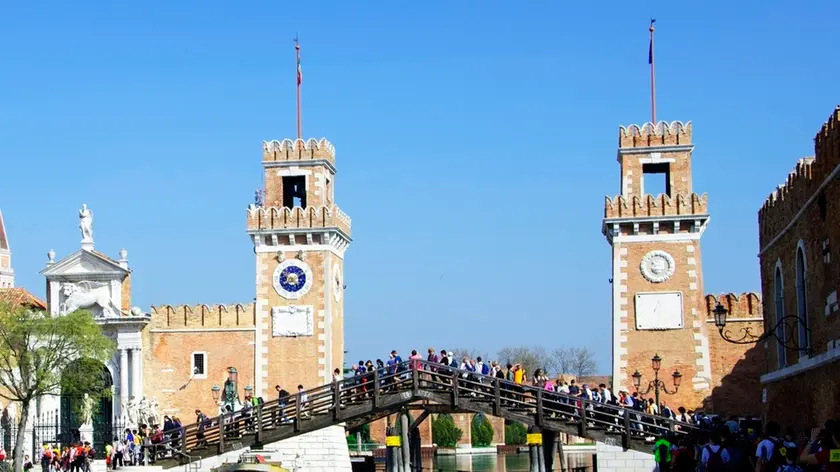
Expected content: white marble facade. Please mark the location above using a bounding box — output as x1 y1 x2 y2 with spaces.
35 205 149 426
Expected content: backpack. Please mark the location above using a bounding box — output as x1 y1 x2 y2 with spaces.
763 439 787 472
705 446 725 472
481 363 490 376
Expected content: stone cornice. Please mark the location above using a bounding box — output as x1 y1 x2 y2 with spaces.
262 159 337 174
617 144 694 157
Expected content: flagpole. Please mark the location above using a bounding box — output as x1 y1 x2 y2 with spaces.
649 19 657 124
295 35 302 141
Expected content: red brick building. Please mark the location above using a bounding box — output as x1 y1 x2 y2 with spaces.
758 106 840 429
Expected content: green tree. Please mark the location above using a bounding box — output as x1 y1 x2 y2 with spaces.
470 413 494 447
431 414 463 448
504 422 527 445
0 304 115 472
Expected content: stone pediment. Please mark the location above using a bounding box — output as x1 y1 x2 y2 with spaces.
41 249 128 281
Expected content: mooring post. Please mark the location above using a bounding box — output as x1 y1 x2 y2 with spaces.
542 430 557 472
528 425 544 472
400 412 412 471
385 425 399 472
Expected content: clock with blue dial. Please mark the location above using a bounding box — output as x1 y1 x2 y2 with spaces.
273 259 314 299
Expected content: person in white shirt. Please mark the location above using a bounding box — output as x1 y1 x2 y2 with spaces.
755 422 782 467
599 384 613 403
701 432 730 467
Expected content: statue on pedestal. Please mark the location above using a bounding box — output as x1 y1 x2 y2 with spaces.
78 393 96 426
79 204 94 244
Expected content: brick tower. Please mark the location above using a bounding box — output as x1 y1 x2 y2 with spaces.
602 121 713 410
0 209 13 288
247 138 351 398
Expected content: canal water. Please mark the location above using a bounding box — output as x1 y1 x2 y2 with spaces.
429 451 594 471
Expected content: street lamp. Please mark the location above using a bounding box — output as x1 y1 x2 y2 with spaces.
227 367 239 383
631 353 681 410
712 303 811 353
211 385 220 402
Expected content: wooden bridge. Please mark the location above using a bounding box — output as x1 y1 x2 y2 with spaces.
151 360 701 468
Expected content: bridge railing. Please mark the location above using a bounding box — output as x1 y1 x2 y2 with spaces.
144 359 703 462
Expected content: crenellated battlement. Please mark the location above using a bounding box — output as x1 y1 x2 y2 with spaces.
759 106 840 245
149 303 255 329
704 293 762 320
262 138 336 165
604 193 708 219
246 204 352 236
619 121 692 148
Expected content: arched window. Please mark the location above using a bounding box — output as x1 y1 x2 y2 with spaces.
774 264 787 368
795 245 810 357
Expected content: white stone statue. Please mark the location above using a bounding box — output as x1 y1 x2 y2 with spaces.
79 393 96 425
148 397 160 425
130 306 144 317
123 397 139 426
136 396 160 426
79 204 94 243
60 281 121 318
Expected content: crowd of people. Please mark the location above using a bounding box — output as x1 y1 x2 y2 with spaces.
652 418 840 472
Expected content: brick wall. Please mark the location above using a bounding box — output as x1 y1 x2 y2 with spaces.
144 304 256 418
257 250 337 394
703 294 765 417
757 106 840 431
617 240 711 411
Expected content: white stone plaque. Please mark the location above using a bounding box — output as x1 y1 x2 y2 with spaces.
272 305 314 337
634 291 683 330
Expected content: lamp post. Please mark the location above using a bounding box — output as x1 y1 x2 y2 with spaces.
631 353 682 410
211 385 221 403
712 303 811 354
220 366 241 411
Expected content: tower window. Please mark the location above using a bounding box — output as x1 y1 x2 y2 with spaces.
282 176 307 208
642 163 671 197
191 352 208 378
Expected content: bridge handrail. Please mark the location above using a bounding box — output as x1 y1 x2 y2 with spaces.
148 359 703 461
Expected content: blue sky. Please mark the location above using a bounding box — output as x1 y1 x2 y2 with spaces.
1 1 838 374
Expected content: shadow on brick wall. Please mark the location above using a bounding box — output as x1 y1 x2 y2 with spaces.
704 341 765 418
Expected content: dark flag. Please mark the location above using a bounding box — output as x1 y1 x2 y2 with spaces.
648 19 656 64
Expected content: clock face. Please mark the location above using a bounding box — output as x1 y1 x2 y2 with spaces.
333 265 342 302
273 259 314 300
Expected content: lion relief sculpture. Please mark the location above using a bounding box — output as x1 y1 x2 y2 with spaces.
60 282 121 318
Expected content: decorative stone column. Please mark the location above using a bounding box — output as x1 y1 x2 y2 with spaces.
131 348 143 400
119 349 129 413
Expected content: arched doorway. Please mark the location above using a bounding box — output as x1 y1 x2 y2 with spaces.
60 360 113 451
